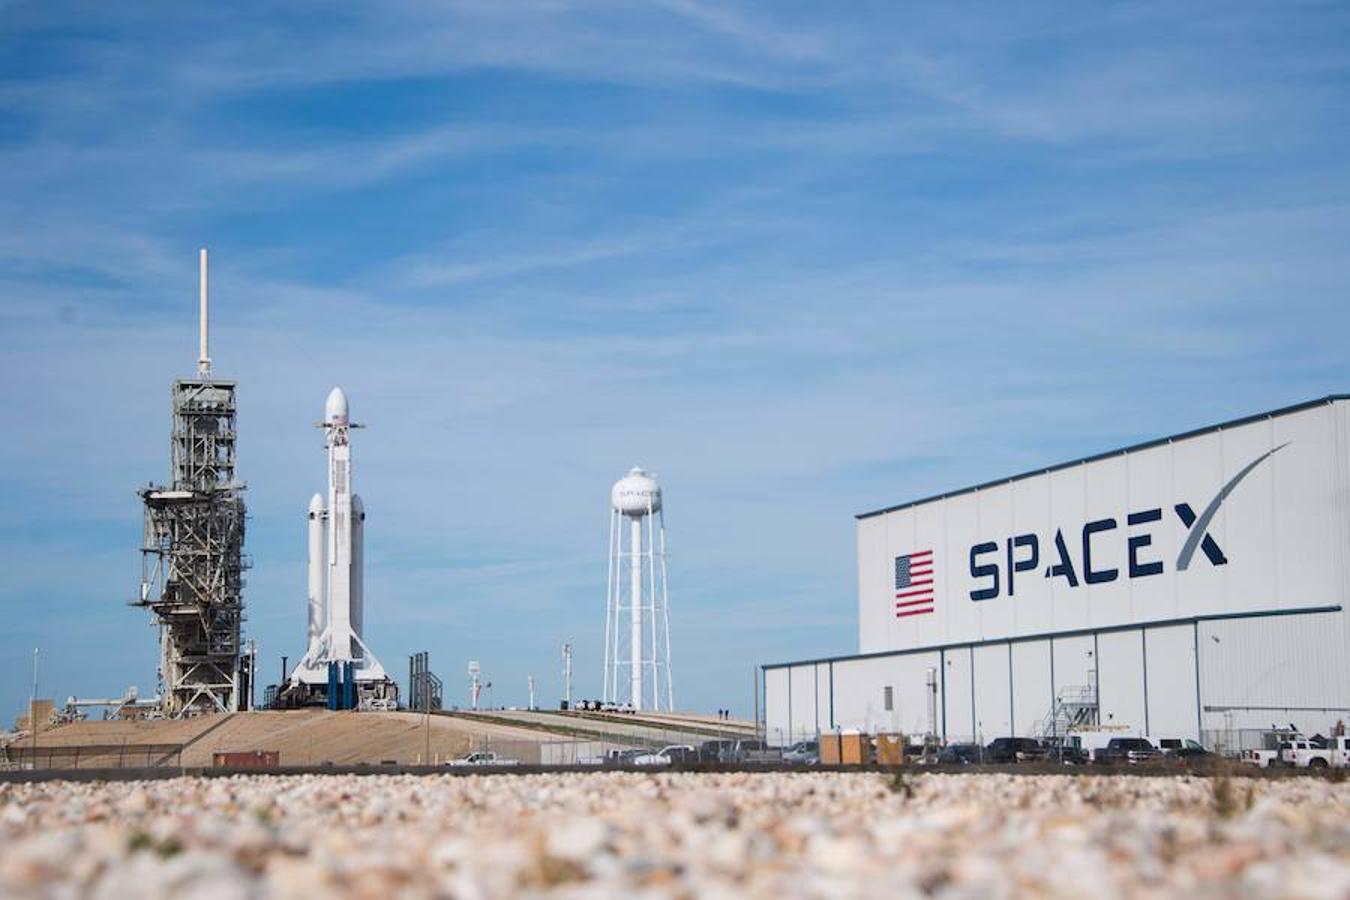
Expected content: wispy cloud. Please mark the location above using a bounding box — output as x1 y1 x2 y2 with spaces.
1 1 1349 719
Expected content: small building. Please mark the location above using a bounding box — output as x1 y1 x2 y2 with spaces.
763 395 1350 752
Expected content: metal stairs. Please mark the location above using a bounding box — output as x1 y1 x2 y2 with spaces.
1036 685 1099 738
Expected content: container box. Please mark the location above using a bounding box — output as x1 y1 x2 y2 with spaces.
212 750 280 769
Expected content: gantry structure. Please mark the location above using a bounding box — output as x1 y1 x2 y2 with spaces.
134 250 248 716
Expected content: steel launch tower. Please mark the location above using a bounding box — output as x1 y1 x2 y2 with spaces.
135 249 248 716
603 467 674 711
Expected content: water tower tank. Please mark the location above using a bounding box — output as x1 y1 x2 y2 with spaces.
611 467 661 516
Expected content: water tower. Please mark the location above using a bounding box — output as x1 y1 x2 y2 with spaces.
603 467 674 711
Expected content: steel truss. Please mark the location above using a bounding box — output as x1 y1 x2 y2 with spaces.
136 378 247 716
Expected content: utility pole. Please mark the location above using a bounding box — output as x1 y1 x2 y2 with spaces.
752 665 760 742
30 647 38 767
248 639 257 711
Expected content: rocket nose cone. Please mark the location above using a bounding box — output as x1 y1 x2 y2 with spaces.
309 492 325 512
324 386 349 424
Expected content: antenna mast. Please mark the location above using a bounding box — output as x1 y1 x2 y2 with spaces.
198 247 211 375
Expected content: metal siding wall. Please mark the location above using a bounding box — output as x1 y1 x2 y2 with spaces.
943 648 974 741
912 497 949 646
858 402 1349 653
1127 445 1180 622
764 667 790 740
883 651 943 736
974 480 1015 642
857 518 890 654
830 657 894 732
972 643 1012 741
1045 462 1088 633
816 664 831 733
931 492 974 648
1143 624 1199 740
1010 640 1052 737
788 666 816 744
1096 630 1147 733
1009 475 1054 635
1198 611 1350 733
1051 634 1096 698
1083 453 1130 628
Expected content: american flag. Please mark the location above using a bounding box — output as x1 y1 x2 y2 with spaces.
895 550 934 617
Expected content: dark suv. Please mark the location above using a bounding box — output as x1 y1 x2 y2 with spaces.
1097 737 1159 764
1041 738 1090 765
699 739 738 763
937 743 984 765
983 737 1046 763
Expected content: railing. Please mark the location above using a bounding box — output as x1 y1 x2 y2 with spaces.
0 742 185 770
1034 685 1098 739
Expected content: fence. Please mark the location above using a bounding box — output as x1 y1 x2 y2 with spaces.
428 712 756 765
0 742 185 770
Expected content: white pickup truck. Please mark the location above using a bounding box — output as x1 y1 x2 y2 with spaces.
1243 730 1303 768
1280 736 1350 769
446 751 520 767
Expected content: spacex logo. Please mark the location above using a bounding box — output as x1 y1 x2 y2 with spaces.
967 444 1288 602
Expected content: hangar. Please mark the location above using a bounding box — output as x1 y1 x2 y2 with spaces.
763 395 1350 752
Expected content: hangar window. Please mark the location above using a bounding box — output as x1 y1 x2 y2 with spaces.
883 686 894 712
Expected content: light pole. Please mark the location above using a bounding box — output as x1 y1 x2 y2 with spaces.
30 647 38 768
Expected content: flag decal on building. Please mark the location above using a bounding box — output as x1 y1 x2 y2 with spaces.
895 550 934 617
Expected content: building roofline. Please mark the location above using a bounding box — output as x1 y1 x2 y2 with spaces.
856 393 1350 521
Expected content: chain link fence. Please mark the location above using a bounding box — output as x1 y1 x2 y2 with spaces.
1 742 185 770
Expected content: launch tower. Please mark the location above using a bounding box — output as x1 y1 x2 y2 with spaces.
135 249 248 716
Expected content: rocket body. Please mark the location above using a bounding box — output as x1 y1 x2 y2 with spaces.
351 493 364 649
325 408 354 662
290 387 387 687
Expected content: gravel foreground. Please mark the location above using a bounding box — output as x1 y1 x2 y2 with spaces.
1 772 1347 899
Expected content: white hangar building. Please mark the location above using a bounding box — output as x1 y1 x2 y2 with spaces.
764 396 1350 749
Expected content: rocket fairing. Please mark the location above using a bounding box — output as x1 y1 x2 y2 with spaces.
289 387 387 687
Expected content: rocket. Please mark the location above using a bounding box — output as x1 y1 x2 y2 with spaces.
291 387 386 686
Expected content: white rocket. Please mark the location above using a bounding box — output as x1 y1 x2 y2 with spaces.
290 387 387 686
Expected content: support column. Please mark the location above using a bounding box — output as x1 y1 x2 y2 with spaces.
630 515 643 710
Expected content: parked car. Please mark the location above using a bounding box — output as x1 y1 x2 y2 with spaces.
1243 730 1304 768
699 739 738 763
1158 738 1212 761
446 751 520 767
1040 737 1090 765
1279 736 1350 768
1096 737 1160 764
600 748 646 766
724 739 782 764
632 745 698 766
782 740 819 765
936 743 983 765
983 737 1046 763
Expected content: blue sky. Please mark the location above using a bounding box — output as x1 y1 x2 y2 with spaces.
1 2 1348 721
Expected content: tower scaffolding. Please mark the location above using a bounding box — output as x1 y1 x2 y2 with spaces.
134 249 248 716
